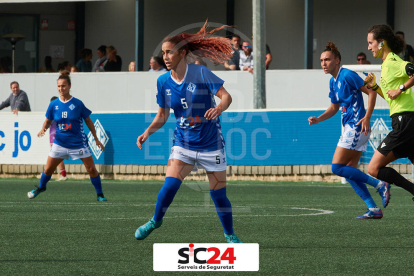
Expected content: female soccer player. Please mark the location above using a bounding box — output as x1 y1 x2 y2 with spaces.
49 96 67 181
135 22 241 243
27 71 107 201
364 25 414 200
308 42 390 219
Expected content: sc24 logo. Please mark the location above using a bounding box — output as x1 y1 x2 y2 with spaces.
178 243 236 264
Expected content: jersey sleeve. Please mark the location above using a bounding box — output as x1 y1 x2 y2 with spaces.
328 80 339 104
45 101 54 120
398 59 410 78
344 70 364 90
80 102 92 119
201 66 224 95
156 79 167 108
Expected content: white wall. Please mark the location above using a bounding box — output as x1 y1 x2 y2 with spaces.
0 66 383 114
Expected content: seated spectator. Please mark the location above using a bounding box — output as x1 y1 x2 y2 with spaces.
104 45 122 71
0 81 31 114
265 44 272 69
70 66 80 72
149 56 167 72
251 36 272 69
356 52 371 64
76 48 93 72
194 57 207 67
57 61 71 72
38 56 55 73
396 31 414 62
240 41 253 73
224 34 242 70
129 61 136 72
93 45 107 72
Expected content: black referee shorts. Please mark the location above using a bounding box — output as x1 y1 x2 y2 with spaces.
377 112 414 163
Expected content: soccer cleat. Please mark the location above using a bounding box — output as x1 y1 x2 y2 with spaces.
135 218 162 240
97 196 107 202
224 233 242 243
355 209 383 219
377 181 391 208
27 186 46 199
56 176 68 181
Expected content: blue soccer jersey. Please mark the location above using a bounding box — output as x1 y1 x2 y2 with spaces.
46 97 92 149
329 67 366 128
156 64 225 151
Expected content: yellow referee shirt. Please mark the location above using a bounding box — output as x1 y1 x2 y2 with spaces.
380 52 414 116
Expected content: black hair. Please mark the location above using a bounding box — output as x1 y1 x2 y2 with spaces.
80 48 92 58
231 34 241 40
396 31 404 36
357 52 367 58
151 55 166 68
57 61 70 71
323 42 341 61
50 96 58 102
368 25 405 54
97 45 106 54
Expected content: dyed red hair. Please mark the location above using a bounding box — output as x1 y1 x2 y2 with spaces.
163 20 233 64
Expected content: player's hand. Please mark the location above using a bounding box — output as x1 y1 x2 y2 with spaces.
205 107 222 120
137 132 149 150
248 67 253 74
12 109 18 114
308 116 320 125
364 72 377 88
96 140 105 151
356 116 371 135
386 89 402 100
38 128 47 137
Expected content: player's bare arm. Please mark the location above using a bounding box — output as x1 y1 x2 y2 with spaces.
137 106 170 150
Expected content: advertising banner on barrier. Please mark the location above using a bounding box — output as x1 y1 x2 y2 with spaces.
0 113 50 164
1 110 404 166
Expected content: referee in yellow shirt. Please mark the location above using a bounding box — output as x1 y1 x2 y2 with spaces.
365 24 414 201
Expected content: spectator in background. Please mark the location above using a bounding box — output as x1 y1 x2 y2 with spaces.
93 45 107 72
240 41 253 73
0 64 4 73
251 36 272 69
70 66 80 73
76 48 93 72
149 56 167 72
395 31 414 62
57 61 71 72
129 61 136 72
224 34 242 70
104 45 122 71
38 56 55 73
356 52 371 64
0 81 31 114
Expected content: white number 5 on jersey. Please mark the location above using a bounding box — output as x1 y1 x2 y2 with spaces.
181 98 188 109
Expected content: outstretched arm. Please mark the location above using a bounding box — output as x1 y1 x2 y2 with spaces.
308 103 340 125
137 106 170 150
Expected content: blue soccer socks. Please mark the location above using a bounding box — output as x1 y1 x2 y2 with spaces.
153 177 182 222
346 178 377 208
90 174 103 195
39 171 52 189
210 187 234 235
332 164 381 188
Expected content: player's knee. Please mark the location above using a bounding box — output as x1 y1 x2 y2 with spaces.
44 168 54 175
331 164 344 176
85 165 97 176
367 164 378 177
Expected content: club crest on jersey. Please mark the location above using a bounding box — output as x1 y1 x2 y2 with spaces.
69 104 75 110
187 82 196 93
166 89 171 95
337 81 341 89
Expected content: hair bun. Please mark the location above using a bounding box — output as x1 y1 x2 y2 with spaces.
325 41 338 51
60 70 70 77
